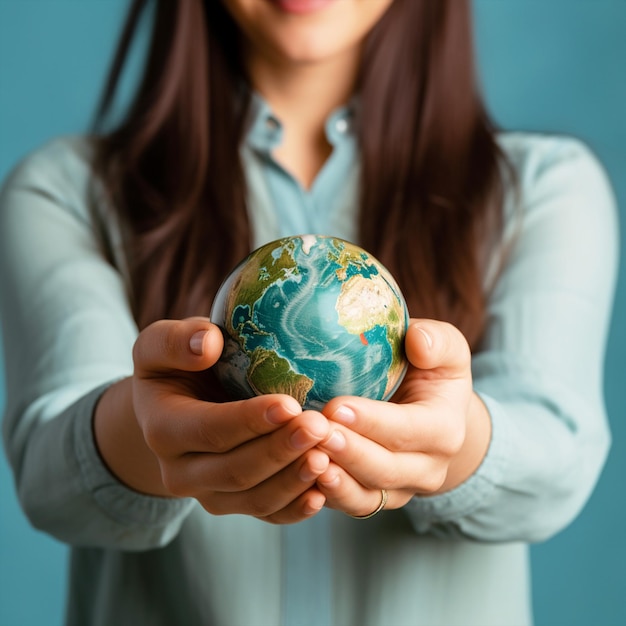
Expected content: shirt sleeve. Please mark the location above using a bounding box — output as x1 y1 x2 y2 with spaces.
404 135 619 542
0 138 194 551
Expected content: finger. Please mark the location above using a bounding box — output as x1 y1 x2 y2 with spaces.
323 396 467 456
317 424 448 494
133 317 224 376
317 463 382 516
404 319 471 376
200 449 330 520
163 410 330 493
141 392 313 458
317 462 415 516
264 489 327 524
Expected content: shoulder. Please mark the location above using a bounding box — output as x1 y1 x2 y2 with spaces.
1 136 95 200
0 136 98 227
497 132 615 209
496 132 618 246
488 133 619 314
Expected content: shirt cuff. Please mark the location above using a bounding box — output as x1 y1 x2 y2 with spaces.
403 392 511 538
72 383 195 546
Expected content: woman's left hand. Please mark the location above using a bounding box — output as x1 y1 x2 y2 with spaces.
316 319 492 517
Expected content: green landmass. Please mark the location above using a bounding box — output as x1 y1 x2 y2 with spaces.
225 240 299 335
247 347 314 406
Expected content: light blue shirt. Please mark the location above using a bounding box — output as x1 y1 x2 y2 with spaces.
243 93 360 248
0 96 618 625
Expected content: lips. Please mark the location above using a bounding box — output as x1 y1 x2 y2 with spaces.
267 0 337 16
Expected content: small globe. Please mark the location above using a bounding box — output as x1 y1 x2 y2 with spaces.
210 235 409 410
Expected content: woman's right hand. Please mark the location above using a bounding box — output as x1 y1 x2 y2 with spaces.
94 317 331 524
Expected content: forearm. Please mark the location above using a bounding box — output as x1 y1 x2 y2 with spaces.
94 377 171 497
8 384 193 549
0 140 196 548
407 381 611 543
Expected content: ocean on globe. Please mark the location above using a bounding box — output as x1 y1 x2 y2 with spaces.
210 235 409 410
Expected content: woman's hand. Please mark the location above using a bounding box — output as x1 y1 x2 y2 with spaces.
94 317 331 524
315 319 492 517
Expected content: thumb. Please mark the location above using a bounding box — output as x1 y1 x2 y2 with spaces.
133 316 224 375
405 319 471 376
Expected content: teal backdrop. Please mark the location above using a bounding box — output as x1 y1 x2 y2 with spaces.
0 1 624 625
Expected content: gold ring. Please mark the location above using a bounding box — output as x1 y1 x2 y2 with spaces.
348 489 388 520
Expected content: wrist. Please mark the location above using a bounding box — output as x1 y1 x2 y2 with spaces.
93 377 171 497
435 392 492 494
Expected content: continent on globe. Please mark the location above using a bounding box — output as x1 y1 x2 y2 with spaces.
210 234 409 410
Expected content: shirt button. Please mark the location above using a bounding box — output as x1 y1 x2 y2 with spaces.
335 118 349 134
266 115 280 131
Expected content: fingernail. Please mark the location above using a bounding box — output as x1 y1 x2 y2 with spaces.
299 465 319 482
321 430 346 452
266 402 299 425
331 406 356 425
290 429 313 450
318 471 340 488
303 495 325 515
190 330 208 355
417 326 433 349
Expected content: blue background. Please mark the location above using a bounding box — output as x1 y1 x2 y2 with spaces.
0 1 624 625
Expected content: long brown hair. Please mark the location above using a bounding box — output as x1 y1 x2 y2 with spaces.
93 0 506 349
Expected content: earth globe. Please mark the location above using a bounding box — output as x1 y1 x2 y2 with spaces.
210 234 409 410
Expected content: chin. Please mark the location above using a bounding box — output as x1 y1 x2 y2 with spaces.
266 26 358 67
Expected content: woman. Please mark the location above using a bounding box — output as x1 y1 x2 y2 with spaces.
0 0 618 624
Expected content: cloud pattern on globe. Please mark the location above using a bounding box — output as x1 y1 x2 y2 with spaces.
210 235 409 410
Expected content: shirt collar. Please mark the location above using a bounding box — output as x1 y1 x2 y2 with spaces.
245 91 356 154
